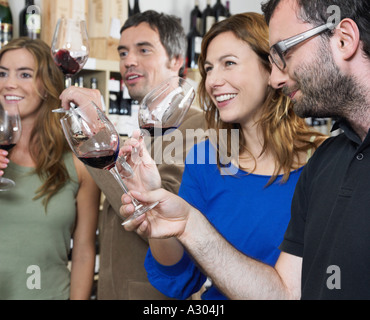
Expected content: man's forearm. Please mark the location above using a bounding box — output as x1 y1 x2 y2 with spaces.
178 208 292 300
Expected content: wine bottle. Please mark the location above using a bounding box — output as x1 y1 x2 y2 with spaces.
0 0 13 49
225 1 232 18
202 0 215 36
19 0 41 39
190 0 202 35
133 0 140 15
128 0 133 17
108 78 121 128
78 76 84 88
90 77 98 90
187 15 202 69
213 0 228 22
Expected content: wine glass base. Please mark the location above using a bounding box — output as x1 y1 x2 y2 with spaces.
0 178 16 192
121 201 159 226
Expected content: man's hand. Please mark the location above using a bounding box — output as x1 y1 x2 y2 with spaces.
59 86 103 110
120 188 191 239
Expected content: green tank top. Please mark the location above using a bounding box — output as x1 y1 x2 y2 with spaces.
0 152 79 300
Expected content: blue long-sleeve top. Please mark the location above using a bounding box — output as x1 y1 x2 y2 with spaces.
145 140 303 299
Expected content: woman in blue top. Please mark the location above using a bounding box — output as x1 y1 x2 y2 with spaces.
121 13 326 299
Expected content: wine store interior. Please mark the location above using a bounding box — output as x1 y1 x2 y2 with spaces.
1 0 338 301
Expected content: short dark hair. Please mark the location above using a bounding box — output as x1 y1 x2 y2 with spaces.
120 10 187 75
261 0 370 59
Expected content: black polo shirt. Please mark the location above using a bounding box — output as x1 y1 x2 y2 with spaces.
280 120 370 300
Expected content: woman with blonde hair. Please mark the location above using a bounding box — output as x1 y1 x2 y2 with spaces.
121 13 326 300
0 38 100 299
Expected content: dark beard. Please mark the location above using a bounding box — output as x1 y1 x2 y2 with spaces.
289 42 367 120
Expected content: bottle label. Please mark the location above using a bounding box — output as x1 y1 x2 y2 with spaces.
26 5 41 34
196 17 202 35
194 36 202 54
1 23 13 47
205 16 216 34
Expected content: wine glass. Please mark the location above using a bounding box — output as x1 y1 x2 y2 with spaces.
60 101 158 224
0 102 22 191
127 76 196 167
51 18 89 88
139 76 196 137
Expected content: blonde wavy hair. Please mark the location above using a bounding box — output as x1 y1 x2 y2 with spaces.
197 12 326 184
0 38 70 209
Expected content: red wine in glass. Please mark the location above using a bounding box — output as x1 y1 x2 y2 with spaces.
53 49 88 77
78 149 118 170
0 144 16 152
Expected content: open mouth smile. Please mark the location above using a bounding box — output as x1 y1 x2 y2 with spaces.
215 94 237 103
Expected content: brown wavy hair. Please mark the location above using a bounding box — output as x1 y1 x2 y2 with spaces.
197 12 326 184
0 38 70 208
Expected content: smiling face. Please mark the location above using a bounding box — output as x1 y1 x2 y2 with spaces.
118 22 183 102
204 31 270 127
0 48 44 123
268 0 366 120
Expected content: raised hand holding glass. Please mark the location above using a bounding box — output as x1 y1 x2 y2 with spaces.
60 101 158 222
0 102 22 191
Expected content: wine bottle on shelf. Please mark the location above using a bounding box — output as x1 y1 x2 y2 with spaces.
0 0 12 49
108 78 121 129
133 0 141 15
225 1 232 18
202 0 215 36
78 76 84 88
19 0 41 39
90 77 98 90
213 0 228 22
187 15 202 69
128 0 133 17
190 0 202 35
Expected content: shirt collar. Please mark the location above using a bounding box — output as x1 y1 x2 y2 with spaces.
332 118 370 147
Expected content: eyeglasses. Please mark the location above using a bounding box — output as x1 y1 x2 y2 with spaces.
269 23 334 71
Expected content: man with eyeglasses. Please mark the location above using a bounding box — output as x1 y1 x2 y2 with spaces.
121 0 370 300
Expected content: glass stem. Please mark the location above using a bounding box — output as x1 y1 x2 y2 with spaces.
109 165 142 209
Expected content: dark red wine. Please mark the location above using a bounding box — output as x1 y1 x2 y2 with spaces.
78 150 118 170
140 125 178 136
0 144 16 152
53 49 86 76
